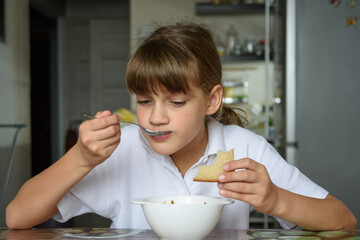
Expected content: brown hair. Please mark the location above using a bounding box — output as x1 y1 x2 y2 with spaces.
126 22 247 127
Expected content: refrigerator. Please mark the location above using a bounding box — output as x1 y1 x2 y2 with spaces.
289 0 360 228
224 0 360 228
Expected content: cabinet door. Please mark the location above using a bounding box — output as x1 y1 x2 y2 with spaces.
61 18 130 125
90 19 130 113
61 18 130 153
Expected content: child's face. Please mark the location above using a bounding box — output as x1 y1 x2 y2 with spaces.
136 85 211 156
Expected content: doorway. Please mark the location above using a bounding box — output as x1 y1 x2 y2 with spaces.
30 7 56 176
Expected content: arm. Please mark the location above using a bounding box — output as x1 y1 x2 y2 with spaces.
274 191 357 230
6 111 121 229
217 158 357 230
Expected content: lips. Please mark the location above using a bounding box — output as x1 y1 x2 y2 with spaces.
151 132 172 141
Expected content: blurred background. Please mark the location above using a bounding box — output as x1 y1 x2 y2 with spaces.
0 0 359 229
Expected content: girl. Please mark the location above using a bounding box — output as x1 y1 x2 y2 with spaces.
6 22 356 230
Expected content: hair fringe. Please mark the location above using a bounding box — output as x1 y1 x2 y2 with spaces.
127 22 248 128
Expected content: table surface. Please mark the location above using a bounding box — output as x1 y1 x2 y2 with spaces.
0 228 359 240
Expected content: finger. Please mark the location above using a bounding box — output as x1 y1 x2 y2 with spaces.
101 131 121 149
85 131 121 157
218 181 256 195
224 158 265 173
93 124 121 141
79 124 120 147
89 114 121 131
219 185 276 214
218 169 257 183
101 132 121 154
218 188 256 204
95 110 112 118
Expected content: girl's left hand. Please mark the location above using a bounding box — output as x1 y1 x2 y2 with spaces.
217 158 280 215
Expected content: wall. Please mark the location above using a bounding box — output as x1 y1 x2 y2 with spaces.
0 0 31 227
295 0 360 228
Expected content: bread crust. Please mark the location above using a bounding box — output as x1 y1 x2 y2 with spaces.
193 149 234 182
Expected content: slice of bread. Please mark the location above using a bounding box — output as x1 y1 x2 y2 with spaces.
193 149 234 182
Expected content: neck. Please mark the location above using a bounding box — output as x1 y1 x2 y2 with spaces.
170 124 208 177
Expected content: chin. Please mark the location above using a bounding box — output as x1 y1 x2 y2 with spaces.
147 142 177 156
151 146 175 156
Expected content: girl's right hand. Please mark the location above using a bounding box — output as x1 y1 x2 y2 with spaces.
6 110 121 230
75 110 121 168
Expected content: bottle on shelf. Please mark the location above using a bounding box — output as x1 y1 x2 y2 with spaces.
225 25 238 55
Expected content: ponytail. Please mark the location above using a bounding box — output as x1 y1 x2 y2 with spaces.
210 104 248 127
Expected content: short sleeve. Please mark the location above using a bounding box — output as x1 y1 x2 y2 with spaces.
255 139 328 198
52 160 112 223
254 138 329 228
53 191 92 223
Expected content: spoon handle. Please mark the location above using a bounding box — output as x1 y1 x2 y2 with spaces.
84 114 138 128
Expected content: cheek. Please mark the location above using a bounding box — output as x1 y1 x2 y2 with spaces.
175 108 206 130
136 110 147 125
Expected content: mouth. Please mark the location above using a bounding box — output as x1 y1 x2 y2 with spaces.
150 132 172 141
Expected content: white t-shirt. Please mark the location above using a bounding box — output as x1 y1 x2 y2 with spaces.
54 120 328 229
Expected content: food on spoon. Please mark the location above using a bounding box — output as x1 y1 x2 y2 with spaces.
193 149 234 182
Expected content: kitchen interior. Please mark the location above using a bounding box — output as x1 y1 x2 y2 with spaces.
0 0 359 229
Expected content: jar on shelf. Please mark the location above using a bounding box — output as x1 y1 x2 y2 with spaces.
214 35 226 56
233 37 242 55
243 37 257 55
257 39 273 57
223 81 249 104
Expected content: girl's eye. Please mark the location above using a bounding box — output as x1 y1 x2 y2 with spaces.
137 100 151 105
171 101 186 107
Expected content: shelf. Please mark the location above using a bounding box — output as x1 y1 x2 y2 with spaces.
223 97 248 104
221 55 267 63
196 3 273 15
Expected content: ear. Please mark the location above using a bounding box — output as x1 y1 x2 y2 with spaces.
205 84 223 115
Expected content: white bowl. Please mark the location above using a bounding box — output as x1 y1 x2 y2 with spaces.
131 195 234 240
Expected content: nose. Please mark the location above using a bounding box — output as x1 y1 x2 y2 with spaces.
148 103 169 126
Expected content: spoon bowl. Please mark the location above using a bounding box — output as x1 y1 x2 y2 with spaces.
83 114 171 137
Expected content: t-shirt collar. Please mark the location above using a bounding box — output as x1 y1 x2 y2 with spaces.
138 128 167 160
205 119 226 158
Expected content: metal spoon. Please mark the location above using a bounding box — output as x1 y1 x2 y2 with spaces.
83 114 171 137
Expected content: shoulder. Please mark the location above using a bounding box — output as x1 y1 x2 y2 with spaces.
225 125 270 160
209 120 267 147
207 121 271 161
223 124 265 143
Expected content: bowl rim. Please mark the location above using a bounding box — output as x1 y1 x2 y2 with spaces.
131 194 234 206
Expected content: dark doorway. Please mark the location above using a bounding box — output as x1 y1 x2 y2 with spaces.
30 7 55 176
0 0 5 42
30 6 72 228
